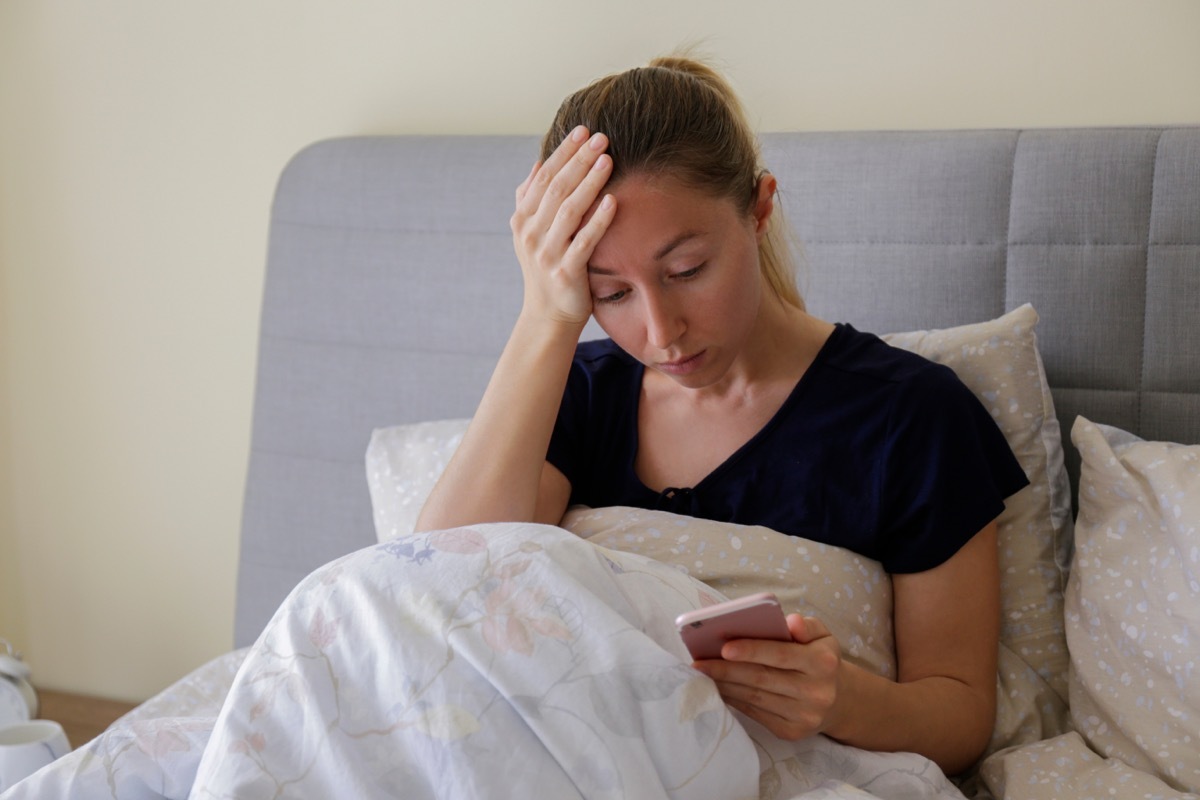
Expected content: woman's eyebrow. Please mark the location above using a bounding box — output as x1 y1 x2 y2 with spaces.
653 231 702 260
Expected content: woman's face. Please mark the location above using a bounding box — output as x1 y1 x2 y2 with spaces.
586 174 774 389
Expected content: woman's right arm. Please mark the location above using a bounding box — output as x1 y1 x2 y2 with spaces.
415 126 616 532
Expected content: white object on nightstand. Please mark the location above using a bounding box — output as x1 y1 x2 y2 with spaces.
0 639 38 726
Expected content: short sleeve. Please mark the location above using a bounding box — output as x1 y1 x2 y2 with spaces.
878 363 1029 573
545 357 591 489
545 339 649 509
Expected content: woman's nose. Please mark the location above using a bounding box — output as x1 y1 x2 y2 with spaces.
643 292 684 349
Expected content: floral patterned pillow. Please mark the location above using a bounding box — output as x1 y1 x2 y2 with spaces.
1066 417 1200 794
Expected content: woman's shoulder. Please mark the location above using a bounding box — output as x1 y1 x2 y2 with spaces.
573 337 639 372
798 325 981 442
822 325 999 442
564 339 642 401
821 323 953 388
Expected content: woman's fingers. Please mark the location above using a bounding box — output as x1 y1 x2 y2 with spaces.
509 126 616 325
511 127 609 251
691 615 844 740
565 190 616 262
515 159 540 204
787 614 832 645
516 125 592 216
551 149 613 242
518 131 610 230
532 132 611 235
722 690 827 741
702 657 839 741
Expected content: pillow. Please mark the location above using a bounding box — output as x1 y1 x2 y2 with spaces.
366 418 470 542
1066 417 1200 794
365 304 1073 757
883 303 1073 756
979 731 1200 800
562 505 895 680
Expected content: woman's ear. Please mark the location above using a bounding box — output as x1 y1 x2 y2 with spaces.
752 173 777 238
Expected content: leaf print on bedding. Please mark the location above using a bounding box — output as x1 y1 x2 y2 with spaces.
229 731 267 755
431 528 488 554
308 608 338 650
494 558 533 580
411 705 481 741
588 663 695 737
480 579 573 656
133 726 192 760
678 675 724 723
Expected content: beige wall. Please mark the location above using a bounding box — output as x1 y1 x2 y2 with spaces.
1 0 1198 703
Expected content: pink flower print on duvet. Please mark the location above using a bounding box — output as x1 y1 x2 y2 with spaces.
480 575 573 656
133 724 196 760
307 608 339 650
229 731 267 756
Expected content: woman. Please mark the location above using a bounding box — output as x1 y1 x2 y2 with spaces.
417 57 1028 775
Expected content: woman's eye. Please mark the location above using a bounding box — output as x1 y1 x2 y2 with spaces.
595 289 628 304
672 263 705 280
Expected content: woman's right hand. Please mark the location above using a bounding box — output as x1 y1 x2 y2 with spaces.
511 125 617 327
418 127 612 532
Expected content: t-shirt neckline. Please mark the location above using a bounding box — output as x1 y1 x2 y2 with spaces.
626 322 849 497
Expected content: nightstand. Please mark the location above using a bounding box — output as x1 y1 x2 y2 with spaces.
37 689 137 749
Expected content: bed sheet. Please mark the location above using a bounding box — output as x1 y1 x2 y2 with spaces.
6 522 965 800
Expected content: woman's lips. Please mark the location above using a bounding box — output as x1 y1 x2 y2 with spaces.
657 350 706 376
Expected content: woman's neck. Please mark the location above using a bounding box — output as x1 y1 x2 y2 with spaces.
645 295 834 410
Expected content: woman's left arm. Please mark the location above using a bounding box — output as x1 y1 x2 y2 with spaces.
829 519 999 772
696 520 1000 775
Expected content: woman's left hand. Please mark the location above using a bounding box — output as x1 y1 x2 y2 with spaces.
690 614 846 741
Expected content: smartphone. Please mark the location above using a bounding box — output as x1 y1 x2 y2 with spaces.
674 591 792 660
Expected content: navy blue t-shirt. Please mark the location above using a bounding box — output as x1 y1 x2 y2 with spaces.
546 324 1029 574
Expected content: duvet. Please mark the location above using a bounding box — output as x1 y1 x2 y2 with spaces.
5 522 965 799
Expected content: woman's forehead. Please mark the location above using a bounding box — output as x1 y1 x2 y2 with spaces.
587 175 746 271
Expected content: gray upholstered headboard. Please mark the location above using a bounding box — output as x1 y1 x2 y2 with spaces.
234 128 1200 648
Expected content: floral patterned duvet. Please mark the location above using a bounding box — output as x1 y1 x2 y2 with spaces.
5 522 965 799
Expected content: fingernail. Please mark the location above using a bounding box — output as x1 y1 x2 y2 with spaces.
589 132 606 151
600 194 614 210
571 126 587 143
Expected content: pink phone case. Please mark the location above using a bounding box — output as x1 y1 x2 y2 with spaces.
674 591 792 660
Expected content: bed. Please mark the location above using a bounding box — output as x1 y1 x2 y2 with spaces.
6 128 1198 799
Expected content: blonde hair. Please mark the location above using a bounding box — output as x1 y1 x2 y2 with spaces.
542 56 803 310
